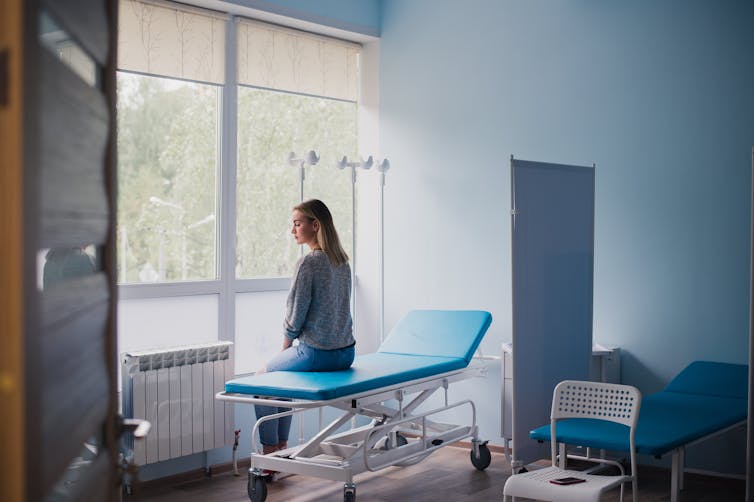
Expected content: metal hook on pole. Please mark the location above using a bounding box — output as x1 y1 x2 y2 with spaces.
289 150 319 201
337 155 374 183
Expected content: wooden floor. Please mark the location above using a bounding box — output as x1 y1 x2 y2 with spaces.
134 446 744 502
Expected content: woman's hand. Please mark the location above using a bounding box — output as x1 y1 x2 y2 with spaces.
282 336 293 350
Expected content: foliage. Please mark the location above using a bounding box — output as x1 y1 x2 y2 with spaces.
117 73 218 282
116 72 357 283
236 88 356 278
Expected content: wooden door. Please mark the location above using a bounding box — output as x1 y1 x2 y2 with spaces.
0 0 26 499
0 0 120 500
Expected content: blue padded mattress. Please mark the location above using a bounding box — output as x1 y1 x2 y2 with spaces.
225 310 492 401
225 352 467 401
529 392 747 456
529 361 748 457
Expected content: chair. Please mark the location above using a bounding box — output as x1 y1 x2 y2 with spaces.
503 380 642 502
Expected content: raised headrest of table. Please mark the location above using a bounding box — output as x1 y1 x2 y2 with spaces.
663 360 748 399
224 309 493 401
377 310 492 363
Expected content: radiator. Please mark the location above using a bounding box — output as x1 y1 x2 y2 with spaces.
121 341 234 465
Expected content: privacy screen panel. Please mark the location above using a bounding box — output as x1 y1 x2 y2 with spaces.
510 158 595 466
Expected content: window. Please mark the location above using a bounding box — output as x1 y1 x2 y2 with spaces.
235 19 360 279
116 0 362 364
236 89 357 278
117 73 220 283
116 0 225 284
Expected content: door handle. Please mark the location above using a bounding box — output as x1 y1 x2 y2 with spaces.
120 417 151 439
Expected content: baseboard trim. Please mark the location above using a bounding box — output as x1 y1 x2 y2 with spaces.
448 439 508 455
134 456 251 491
683 467 745 481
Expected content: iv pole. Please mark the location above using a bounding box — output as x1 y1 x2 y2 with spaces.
287 150 319 445
337 155 390 342
376 158 390 342
337 155 374 327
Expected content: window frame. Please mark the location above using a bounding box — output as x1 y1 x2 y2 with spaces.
116 7 363 352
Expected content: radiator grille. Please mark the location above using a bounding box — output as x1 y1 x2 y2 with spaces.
121 342 233 465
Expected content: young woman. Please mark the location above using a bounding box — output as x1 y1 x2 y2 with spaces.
254 199 355 458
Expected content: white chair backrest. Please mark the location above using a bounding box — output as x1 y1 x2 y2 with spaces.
549 380 642 468
551 380 641 426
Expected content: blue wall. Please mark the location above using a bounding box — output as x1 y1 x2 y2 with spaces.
225 0 381 36
380 0 754 473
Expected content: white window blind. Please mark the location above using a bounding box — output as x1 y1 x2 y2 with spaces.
237 19 360 102
118 0 226 84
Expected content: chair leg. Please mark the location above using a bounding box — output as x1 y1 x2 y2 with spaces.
671 450 680 501
632 477 638 502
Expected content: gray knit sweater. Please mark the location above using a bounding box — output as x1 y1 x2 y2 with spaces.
284 250 354 350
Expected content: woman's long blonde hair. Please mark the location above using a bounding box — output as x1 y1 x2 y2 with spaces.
294 199 349 266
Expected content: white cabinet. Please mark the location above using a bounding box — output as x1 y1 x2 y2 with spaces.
500 343 620 439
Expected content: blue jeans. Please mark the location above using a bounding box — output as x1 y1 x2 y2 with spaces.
255 342 355 446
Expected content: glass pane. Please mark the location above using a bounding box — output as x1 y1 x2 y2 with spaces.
39 9 97 86
236 87 357 278
37 245 100 290
304 156 355 264
117 72 219 283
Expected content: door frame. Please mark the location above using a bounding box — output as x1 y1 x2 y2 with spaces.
0 0 26 499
